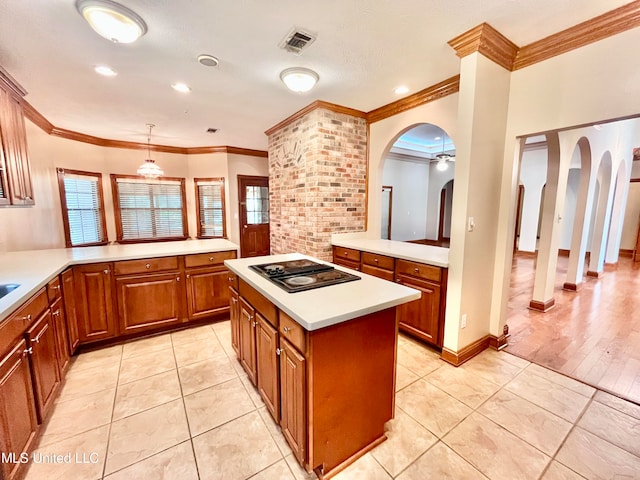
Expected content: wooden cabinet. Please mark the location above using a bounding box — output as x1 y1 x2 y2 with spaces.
61 268 80 354
50 298 70 375
256 313 280 422
279 336 306 465
361 252 395 281
26 310 60 422
0 70 34 207
332 246 361 271
185 267 230 321
238 297 257 385
396 259 446 348
229 287 240 357
74 263 117 343
116 272 185 335
0 339 38 480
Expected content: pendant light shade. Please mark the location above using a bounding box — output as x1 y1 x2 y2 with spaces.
76 0 147 43
137 124 164 178
280 67 319 93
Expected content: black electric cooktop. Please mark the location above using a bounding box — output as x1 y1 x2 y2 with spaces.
250 259 360 293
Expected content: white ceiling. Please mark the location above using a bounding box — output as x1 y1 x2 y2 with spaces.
0 0 630 150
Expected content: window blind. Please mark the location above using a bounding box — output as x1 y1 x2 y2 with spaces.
115 177 186 241
196 178 225 238
61 172 105 246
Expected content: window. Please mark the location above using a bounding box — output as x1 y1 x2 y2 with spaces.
111 174 187 243
56 168 107 247
245 185 269 224
195 177 226 238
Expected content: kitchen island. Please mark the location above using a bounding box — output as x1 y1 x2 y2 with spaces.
224 253 420 479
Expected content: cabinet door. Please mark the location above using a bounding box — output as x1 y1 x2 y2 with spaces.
0 339 38 480
279 337 306 465
26 310 61 422
185 267 230 321
74 264 117 343
0 84 33 205
116 273 185 335
238 297 257 385
229 287 240 357
51 297 70 375
397 274 441 347
61 268 80 354
256 314 280 422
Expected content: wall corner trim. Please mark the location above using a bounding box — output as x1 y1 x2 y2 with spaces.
447 23 518 71
441 335 491 366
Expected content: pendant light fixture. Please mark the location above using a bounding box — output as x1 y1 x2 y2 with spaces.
435 134 454 171
136 124 164 178
76 0 147 44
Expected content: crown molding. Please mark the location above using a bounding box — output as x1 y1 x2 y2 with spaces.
366 75 460 124
0 64 27 98
20 98 269 158
513 0 640 70
264 100 367 136
448 23 519 71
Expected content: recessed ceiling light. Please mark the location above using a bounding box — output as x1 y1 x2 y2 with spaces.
94 65 117 77
76 0 147 44
394 86 409 95
280 67 319 93
171 82 191 93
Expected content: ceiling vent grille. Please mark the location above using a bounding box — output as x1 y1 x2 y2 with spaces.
279 27 316 55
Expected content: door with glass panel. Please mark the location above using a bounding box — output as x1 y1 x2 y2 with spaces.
238 175 270 257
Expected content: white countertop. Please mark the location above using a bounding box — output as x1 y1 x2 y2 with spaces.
331 238 449 268
224 253 421 331
0 239 239 323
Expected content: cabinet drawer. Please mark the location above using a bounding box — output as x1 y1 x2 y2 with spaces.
333 246 361 263
0 288 48 356
114 256 179 276
185 251 237 268
362 252 394 271
279 311 307 355
333 257 360 272
396 259 441 283
227 271 239 290
239 279 277 327
361 264 395 281
46 277 62 303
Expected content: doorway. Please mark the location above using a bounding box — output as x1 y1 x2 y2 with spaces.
381 186 393 239
238 175 270 257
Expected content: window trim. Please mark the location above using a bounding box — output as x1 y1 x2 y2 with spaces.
56 167 109 248
194 177 227 239
110 174 188 244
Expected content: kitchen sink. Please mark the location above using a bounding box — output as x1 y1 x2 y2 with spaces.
0 284 20 300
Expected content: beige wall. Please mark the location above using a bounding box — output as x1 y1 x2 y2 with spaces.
0 121 268 253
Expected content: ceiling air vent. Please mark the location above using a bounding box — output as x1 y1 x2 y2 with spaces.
279 27 316 55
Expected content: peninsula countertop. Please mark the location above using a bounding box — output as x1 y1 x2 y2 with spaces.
331 237 449 268
0 239 239 323
224 253 421 331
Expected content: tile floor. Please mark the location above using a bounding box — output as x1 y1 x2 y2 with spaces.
24 321 640 480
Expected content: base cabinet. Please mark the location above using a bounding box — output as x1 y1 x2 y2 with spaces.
0 339 38 480
229 287 240 356
238 297 257 385
26 310 61 422
185 267 230 321
116 273 185 335
51 298 70 375
256 314 280 422
74 263 117 343
396 274 441 346
61 269 80 354
279 337 306 465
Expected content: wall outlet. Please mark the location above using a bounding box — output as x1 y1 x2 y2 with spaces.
461 314 467 329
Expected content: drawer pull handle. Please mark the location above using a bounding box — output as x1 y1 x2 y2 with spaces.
344 251 348 255
23 347 33 356
146 263 151 269
276 348 283 356
186 274 190 279
21 314 32 322
53 285 61 291
33 337 40 344
252 321 258 327
413 267 419 273
209 257 214 262
104 269 110 275
283 326 291 333
52 310 60 317
176 276 181 282
231 298 237 304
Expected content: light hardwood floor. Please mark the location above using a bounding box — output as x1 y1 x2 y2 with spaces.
505 253 640 405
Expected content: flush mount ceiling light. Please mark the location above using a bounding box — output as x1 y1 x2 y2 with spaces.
94 65 117 76
137 124 164 178
76 0 147 44
280 67 319 93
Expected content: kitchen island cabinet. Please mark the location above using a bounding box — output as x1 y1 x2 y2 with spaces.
225 253 419 479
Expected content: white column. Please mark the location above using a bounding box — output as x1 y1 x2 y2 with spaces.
605 161 631 264
587 154 615 275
